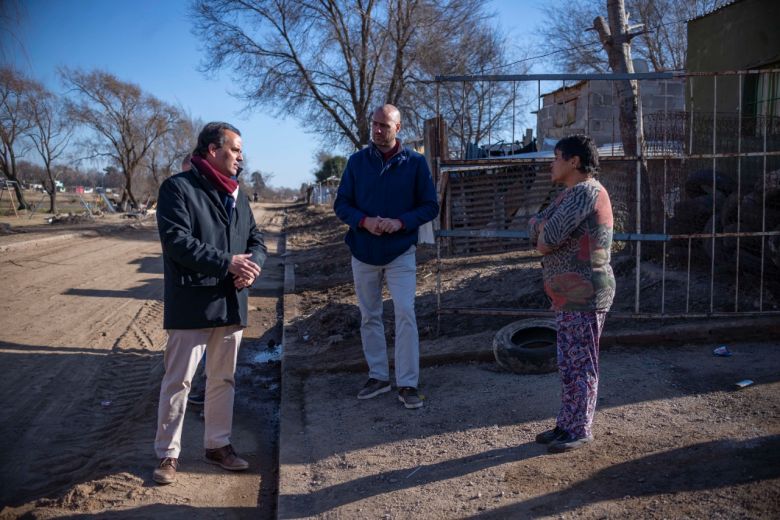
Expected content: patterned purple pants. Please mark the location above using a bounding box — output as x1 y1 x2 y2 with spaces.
555 311 607 438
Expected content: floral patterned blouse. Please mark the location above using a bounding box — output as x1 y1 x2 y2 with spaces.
528 177 615 312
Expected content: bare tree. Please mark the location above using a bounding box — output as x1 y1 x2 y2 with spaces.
192 0 509 151
28 81 72 213
62 68 178 211
401 18 527 155
593 0 645 157
0 0 25 64
0 67 34 209
143 110 201 191
537 0 728 73
593 0 656 233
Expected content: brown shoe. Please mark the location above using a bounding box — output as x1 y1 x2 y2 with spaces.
204 444 249 471
153 457 178 485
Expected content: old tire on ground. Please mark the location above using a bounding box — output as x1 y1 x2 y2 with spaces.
493 318 558 374
668 193 726 234
684 168 736 198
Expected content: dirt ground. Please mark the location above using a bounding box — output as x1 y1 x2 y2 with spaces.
277 204 780 519
0 205 285 519
1 203 778 519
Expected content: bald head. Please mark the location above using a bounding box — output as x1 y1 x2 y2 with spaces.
371 104 402 151
374 104 401 124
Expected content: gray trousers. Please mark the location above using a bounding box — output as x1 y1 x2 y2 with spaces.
351 246 419 388
154 325 243 458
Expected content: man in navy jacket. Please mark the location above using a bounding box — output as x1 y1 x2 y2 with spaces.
334 104 439 409
152 122 266 485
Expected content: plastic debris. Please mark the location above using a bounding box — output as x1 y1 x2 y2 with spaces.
713 345 732 357
100 400 112 407
734 379 753 389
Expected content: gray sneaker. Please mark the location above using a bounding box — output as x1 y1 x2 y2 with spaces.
547 433 594 453
357 378 391 399
398 387 423 409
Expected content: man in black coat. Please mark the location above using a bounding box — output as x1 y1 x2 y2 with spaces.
152 122 266 485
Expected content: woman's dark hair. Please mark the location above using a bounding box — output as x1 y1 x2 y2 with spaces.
193 122 241 158
554 134 599 175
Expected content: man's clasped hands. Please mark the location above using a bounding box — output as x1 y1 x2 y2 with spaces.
362 216 403 236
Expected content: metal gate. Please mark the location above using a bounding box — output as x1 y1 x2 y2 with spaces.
429 71 780 321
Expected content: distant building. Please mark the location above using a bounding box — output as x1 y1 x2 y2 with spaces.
535 60 685 148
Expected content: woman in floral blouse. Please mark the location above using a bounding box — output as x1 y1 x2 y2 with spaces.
528 134 615 453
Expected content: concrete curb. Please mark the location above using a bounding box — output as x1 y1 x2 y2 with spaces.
276 314 780 377
278 221 310 519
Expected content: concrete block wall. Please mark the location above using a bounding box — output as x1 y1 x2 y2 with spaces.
537 79 686 147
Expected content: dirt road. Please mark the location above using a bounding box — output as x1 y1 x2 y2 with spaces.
2 203 779 519
276 204 780 519
0 205 285 519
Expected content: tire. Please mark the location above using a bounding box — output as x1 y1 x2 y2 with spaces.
668 193 724 234
769 225 780 269
493 318 557 374
684 168 736 198
720 192 740 228
702 215 725 268
739 192 780 231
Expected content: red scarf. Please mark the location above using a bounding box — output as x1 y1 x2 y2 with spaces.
191 155 239 198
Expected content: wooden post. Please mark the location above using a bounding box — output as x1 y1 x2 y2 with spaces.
424 116 451 252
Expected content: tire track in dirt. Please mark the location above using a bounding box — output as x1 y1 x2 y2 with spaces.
8 300 167 505
0 230 166 508
2 206 288 516
0 233 162 350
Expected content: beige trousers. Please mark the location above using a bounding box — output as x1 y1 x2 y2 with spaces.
154 325 243 459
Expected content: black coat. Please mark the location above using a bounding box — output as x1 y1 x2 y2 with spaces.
156 166 266 330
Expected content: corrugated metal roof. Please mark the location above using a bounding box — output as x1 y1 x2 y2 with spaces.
686 0 744 23
541 80 588 98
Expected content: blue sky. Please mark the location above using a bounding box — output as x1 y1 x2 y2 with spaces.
4 0 546 188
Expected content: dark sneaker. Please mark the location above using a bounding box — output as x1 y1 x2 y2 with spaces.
153 457 178 485
535 426 567 444
187 390 205 406
547 433 594 453
204 444 249 471
357 378 391 400
398 387 423 409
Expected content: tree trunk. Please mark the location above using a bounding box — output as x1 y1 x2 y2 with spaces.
121 171 138 211
357 112 370 149
11 180 27 210
5 154 29 209
593 0 652 235
127 185 138 209
48 190 57 214
44 166 58 214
